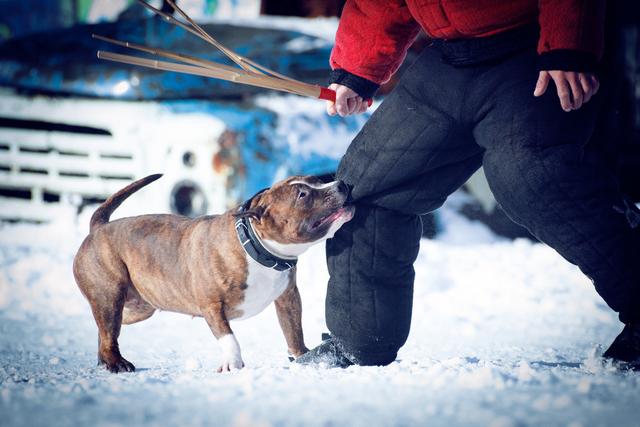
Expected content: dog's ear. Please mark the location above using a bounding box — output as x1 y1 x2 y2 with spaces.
233 205 265 222
234 189 268 222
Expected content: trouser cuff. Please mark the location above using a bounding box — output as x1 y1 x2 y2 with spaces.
334 336 398 366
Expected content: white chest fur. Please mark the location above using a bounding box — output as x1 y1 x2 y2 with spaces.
236 255 290 320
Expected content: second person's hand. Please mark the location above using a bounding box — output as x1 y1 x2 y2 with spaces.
533 70 599 112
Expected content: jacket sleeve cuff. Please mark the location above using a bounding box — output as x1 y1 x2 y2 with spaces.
329 69 380 100
537 49 599 73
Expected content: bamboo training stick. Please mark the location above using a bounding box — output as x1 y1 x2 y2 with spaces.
151 0 300 83
96 51 317 97
135 0 261 75
92 34 239 74
95 0 372 106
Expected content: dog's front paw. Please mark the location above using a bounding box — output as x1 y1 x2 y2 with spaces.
217 357 244 373
216 334 244 373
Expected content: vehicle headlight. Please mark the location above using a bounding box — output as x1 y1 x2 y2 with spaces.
170 180 207 217
182 151 196 168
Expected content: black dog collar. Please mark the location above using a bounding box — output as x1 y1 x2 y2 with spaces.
235 191 297 272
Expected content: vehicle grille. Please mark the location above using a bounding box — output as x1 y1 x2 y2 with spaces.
0 117 141 221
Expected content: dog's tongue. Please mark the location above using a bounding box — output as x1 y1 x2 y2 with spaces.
315 206 354 229
326 207 353 224
325 210 343 224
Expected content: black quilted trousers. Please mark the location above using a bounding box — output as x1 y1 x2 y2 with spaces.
326 45 640 366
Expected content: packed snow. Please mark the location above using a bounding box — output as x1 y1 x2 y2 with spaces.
1 194 639 427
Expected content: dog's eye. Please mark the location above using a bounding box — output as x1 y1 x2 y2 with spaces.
298 191 308 200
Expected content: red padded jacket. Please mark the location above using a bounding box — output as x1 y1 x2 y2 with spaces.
330 0 606 87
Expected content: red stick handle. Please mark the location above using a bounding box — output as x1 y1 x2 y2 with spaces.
319 87 373 107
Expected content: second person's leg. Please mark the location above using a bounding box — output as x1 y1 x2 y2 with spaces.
473 48 640 326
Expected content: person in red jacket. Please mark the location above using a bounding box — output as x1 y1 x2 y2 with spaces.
296 0 640 368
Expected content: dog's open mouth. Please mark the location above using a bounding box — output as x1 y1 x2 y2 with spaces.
311 206 354 229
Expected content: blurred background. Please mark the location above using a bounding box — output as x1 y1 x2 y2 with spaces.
0 0 637 238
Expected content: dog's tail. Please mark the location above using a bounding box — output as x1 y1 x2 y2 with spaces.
89 174 163 232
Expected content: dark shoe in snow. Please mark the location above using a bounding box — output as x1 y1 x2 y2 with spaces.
295 337 354 368
603 322 640 370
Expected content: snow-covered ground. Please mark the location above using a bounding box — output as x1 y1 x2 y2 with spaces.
1 196 638 427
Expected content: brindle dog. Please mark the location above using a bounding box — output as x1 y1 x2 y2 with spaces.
73 174 354 373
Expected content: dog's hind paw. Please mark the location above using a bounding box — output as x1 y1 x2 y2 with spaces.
98 356 136 373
